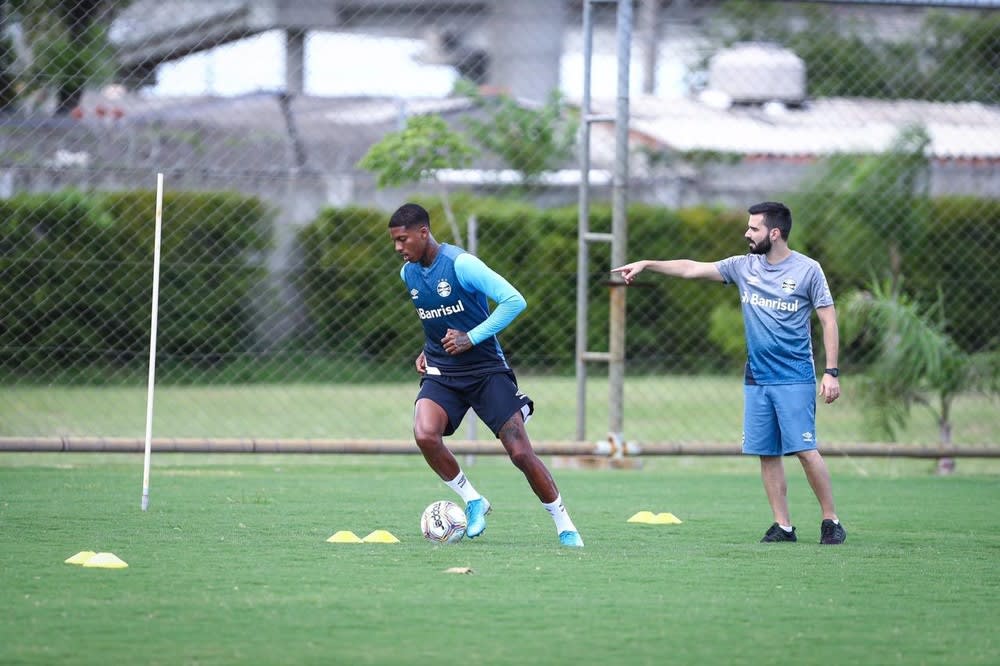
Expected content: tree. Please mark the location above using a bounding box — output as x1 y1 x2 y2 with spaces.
814 125 930 294
7 0 130 114
358 85 579 242
923 10 1000 103
0 32 17 111
706 0 1000 104
357 113 477 245
456 80 578 186
789 124 931 296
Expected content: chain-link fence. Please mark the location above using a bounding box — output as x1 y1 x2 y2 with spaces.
1 0 998 453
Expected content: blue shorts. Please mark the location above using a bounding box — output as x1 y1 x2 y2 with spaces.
742 383 817 456
416 371 534 437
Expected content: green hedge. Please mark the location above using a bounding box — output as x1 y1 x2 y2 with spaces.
7 190 991 378
297 197 747 372
789 194 1000 355
909 198 1000 353
296 205 409 359
297 195 1000 373
0 190 272 374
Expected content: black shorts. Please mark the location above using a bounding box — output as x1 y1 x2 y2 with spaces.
416 371 534 437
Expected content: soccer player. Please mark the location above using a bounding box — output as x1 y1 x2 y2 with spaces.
388 202 584 548
611 201 847 545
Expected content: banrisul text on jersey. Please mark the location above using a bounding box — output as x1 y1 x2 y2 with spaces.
400 244 526 377
417 300 467 320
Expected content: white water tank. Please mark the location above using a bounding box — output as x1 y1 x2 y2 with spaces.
708 42 806 105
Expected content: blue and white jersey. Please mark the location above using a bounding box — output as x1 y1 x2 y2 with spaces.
715 251 833 385
400 244 526 376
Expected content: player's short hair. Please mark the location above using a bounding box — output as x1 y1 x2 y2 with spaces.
389 203 430 229
748 201 792 240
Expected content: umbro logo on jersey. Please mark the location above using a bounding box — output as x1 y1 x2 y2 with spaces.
437 280 452 297
781 279 797 294
410 289 419 300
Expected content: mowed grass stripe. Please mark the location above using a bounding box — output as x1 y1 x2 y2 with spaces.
1 454 998 665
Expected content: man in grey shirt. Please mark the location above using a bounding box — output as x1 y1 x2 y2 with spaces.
612 202 847 545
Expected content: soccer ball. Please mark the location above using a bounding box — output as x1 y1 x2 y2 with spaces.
420 500 467 544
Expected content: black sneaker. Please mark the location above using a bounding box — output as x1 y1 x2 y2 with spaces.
760 522 797 542
820 519 847 545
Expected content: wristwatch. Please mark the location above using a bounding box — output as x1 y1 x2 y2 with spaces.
824 368 840 378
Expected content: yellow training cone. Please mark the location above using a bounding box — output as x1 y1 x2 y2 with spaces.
649 512 683 524
64 551 97 565
82 552 128 569
362 530 400 543
627 511 656 524
326 530 363 543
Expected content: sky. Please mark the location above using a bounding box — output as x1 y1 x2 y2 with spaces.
149 30 689 100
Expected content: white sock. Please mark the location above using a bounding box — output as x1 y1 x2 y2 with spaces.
542 494 577 533
779 524 794 532
445 471 481 503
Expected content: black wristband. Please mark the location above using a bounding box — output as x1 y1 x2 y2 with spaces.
824 368 840 378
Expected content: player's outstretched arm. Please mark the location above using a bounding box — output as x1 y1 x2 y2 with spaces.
612 259 723 284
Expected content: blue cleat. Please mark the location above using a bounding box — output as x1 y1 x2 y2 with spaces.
559 530 584 548
465 497 491 539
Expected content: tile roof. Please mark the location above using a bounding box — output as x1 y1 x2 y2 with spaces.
587 94 1000 160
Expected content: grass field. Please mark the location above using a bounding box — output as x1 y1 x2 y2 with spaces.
2 453 998 665
2 375 998 445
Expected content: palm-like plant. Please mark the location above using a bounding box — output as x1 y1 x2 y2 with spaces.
842 279 1000 467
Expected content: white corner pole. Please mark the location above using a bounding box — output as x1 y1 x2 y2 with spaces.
141 173 164 511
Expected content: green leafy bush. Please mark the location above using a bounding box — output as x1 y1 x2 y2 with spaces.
296 205 411 359
296 198 747 373
296 195 999 375
909 197 1000 353
0 190 272 375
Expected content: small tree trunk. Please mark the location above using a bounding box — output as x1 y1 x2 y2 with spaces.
935 398 954 475
0 6 17 112
53 0 111 116
888 242 903 294
55 85 84 116
437 182 463 247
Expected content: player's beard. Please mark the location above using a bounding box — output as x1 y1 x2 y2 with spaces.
749 236 771 255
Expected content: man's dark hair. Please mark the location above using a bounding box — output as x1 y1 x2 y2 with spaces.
748 201 792 240
389 203 430 229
